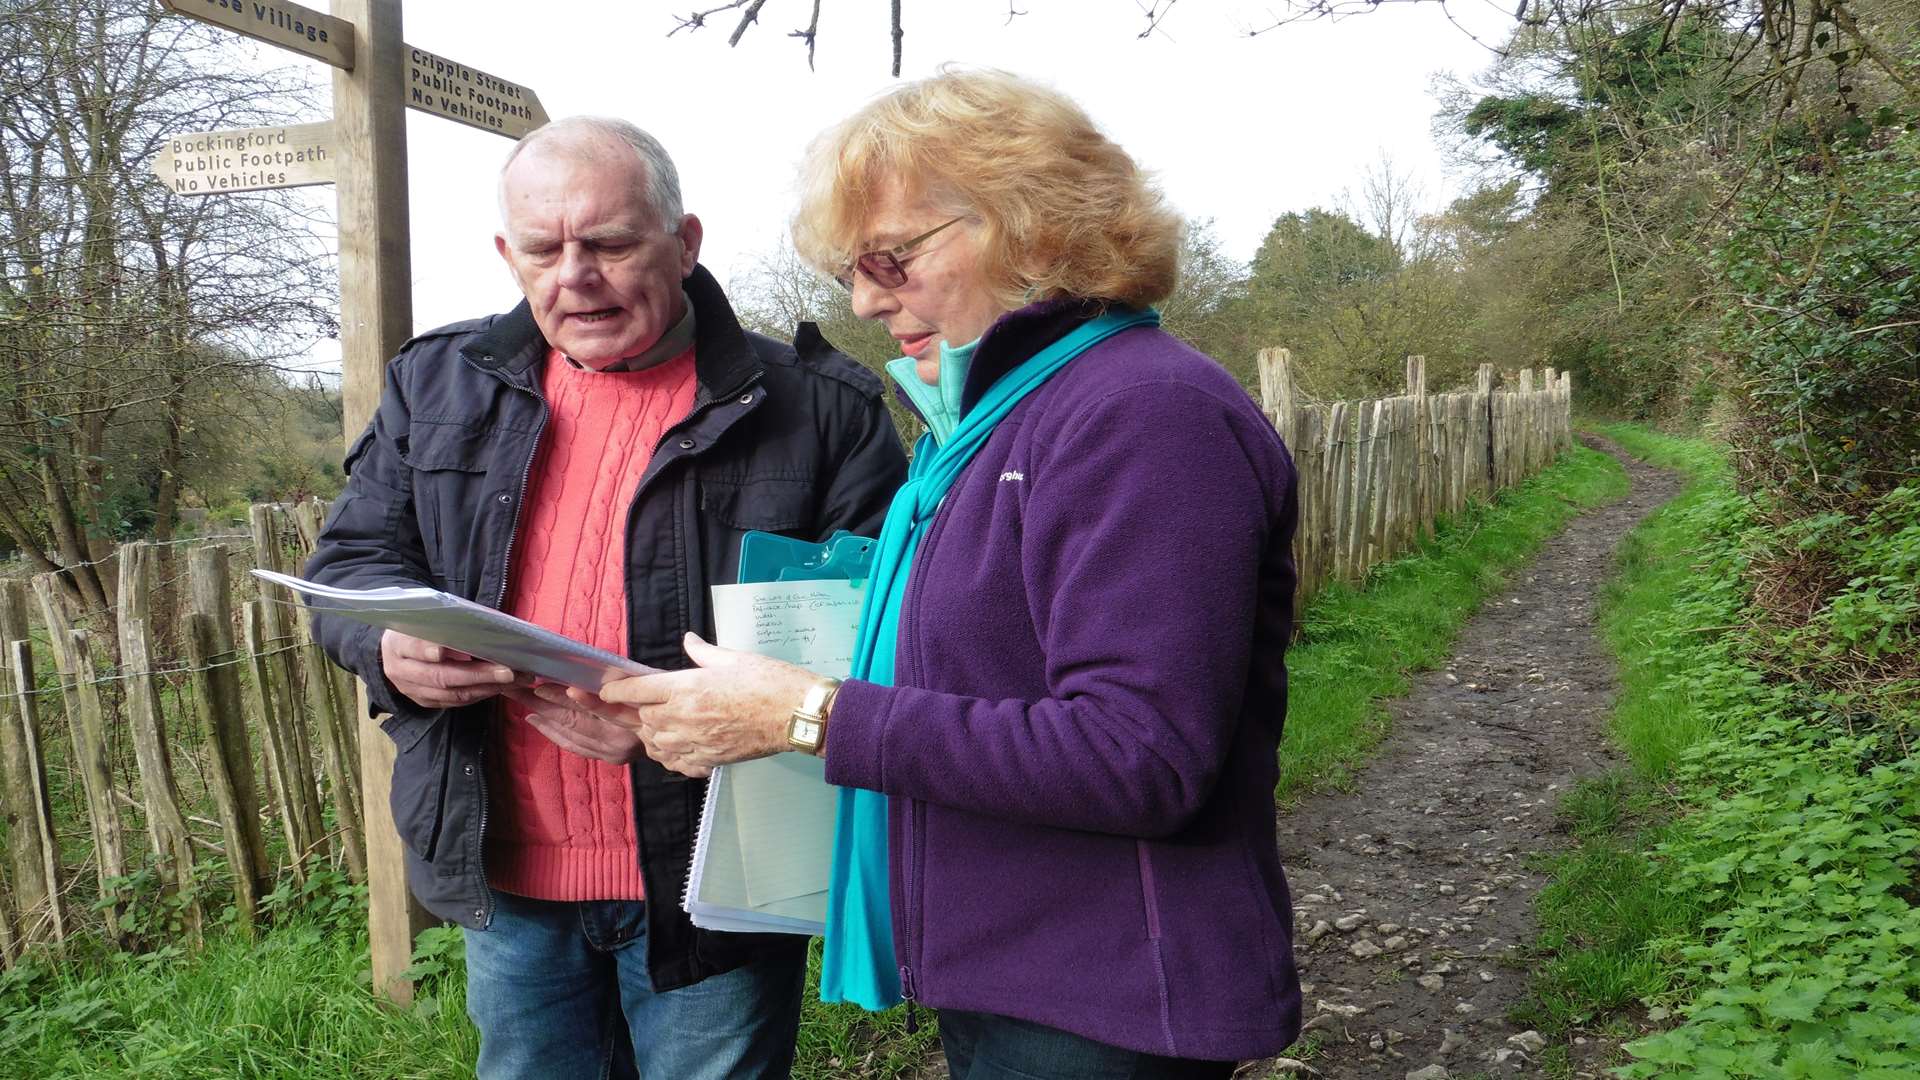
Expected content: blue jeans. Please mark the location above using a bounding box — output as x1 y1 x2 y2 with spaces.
939 1009 1236 1080
464 892 805 1080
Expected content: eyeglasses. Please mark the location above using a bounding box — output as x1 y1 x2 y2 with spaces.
835 216 966 291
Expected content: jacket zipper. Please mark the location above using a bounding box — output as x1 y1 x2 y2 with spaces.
894 501 944 1026
476 355 551 929
898 798 924 1032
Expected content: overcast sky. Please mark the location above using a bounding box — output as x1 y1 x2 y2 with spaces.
286 0 1517 372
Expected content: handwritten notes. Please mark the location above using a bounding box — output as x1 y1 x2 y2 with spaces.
687 579 867 932
710 580 864 675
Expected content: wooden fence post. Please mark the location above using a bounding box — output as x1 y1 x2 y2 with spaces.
1 634 63 945
285 505 366 882
294 499 363 780
1257 347 1298 449
1519 368 1537 478
185 549 272 911
243 601 315 883
249 507 330 865
1349 401 1377 577
1474 364 1494 498
183 613 260 936
0 580 46 949
1327 402 1354 583
1370 399 1396 570
1298 406 1327 600
31 577 128 940
117 542 203 937
1405 356 1431 539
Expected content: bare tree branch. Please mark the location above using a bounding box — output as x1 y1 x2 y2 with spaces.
788 0 822 72
667 0 755 39
891 0 903 77
1138 0 1179 40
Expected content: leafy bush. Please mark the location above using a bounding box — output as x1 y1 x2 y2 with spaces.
1717 129 1920 508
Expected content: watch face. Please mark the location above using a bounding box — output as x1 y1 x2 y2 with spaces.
789 716 823 748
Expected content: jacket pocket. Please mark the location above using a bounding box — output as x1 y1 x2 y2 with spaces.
384 716 452 862
402 423 495 593
400 422 493 472
698 477 818 533
1137 839 1163 939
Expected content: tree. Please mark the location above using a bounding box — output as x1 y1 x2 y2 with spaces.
0 0 335 616
1155 218 1254 384
728 243 918 441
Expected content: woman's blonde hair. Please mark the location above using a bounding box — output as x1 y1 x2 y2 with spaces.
792 68 1182 311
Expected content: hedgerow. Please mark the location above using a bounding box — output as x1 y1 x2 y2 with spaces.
1610 456 1920 1078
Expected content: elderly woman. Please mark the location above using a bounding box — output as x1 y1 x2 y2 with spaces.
575 69 1302 1077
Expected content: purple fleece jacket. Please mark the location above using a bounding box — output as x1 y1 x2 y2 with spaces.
823 301 1303 1061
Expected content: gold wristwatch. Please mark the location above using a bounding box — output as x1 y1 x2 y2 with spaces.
786 676 841 755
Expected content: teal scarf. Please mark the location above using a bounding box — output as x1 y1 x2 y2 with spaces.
819 307 1159 1009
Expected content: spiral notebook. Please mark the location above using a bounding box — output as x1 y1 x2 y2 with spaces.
683 546 868 936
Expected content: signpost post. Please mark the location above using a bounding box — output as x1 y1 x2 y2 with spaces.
155 0 546 1005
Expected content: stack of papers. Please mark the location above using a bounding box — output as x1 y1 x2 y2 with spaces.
684 577 866 936
252 569 656 692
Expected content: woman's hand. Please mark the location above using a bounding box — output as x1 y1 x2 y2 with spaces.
598 632 821 778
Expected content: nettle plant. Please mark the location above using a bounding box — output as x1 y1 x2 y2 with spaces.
1619 478 1920 1079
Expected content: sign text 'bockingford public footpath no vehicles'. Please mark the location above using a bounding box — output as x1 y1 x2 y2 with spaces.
154 122 337 195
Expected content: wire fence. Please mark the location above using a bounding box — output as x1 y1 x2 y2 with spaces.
0 498 364 959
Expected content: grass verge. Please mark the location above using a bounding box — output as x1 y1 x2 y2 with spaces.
0 889 936 1079
1276 442 1629 801
1516 422 1920 1078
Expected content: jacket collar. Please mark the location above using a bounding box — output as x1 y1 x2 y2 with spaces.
460 264 761 402
959 297 1103 415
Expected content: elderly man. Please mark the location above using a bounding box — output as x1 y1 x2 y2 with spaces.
306 117 906 1079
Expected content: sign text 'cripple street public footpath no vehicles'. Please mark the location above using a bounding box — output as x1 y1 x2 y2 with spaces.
159 0 353 69
154 122 337 195
406 46 548 139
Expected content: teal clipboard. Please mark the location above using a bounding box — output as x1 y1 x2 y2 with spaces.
737 530 875 585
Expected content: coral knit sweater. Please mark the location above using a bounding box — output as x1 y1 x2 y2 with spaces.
485 346 698 900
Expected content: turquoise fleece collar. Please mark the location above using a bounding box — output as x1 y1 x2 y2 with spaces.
885 337 977 445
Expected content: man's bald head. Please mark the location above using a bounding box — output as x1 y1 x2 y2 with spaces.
499 117 683 234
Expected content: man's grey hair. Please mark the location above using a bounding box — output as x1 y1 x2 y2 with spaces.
498 116 685 232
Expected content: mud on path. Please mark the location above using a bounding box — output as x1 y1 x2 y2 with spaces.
1259 437 1683 1080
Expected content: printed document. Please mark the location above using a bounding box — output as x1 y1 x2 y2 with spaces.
251 569 656 692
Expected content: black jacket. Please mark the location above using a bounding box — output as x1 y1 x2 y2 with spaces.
306 265 906 990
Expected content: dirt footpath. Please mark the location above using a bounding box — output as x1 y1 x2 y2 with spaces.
1261 437 1682 1080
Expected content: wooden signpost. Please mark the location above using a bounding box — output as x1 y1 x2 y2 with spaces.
159 0 354 69
153 122 337 195
406 45 549 138
155 0 547 1005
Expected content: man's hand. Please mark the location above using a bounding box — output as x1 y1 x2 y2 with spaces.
380 629 520 709
504 686 649 765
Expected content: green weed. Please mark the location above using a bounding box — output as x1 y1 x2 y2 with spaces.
1520 424 1920 1078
